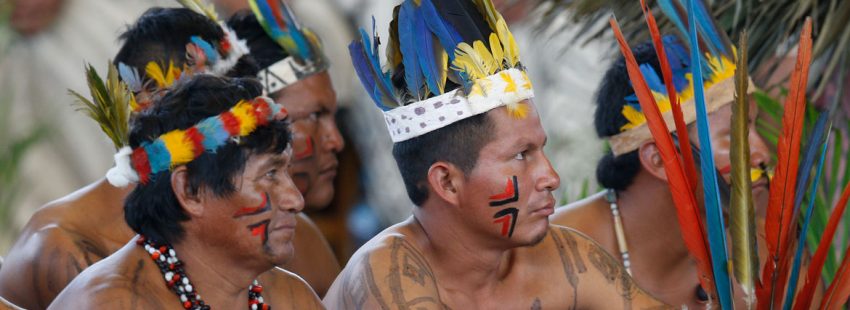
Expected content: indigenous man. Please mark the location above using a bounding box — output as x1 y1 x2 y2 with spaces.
551 37 772 308
228 2 348 294
323 0 668 308
50 75 322 309
0 6 336 308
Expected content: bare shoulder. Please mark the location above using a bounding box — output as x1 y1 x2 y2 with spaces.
0 203 107 309
324 229 444 310
550 191 608 228
258 267 323 309
544 226 672 309
48 252 166 310
1 296 23 310
282 213 340 297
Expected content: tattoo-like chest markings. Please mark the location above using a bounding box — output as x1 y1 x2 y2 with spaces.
247 219 271 244
531 298 542 310
490 176 520 237
588 244 636 308
294 136 315 160
232 192 272 218
489 175 519 206
387 237 443 309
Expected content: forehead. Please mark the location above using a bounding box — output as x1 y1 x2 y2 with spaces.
483 101 545 148
271 72 337 112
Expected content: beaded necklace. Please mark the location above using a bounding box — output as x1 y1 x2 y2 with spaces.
137 235 270 310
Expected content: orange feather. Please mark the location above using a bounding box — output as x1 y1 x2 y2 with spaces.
794 180 850 309
759 18 812 308
610 16 716 299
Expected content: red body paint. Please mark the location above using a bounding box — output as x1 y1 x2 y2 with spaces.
232 193 271 218
489 176 519 207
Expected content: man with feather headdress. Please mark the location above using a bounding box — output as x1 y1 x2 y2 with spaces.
0 3 339 307
322 0 669 308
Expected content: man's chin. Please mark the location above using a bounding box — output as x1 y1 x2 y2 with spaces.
304 183 335 211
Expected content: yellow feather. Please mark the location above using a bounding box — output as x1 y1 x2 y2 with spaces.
160 130 195 167
496 18 519 67
473 40 498 75
489 33 504 70
499 71 517 93
452 42 487 80
506 101 529 119
231 101 258 135
145 62 167 88
620 105 647 131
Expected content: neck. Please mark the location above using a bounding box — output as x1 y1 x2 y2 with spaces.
616 171 692 272
412 207 511 293
171 236 260 308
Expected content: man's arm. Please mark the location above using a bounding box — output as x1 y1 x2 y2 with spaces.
47 278 167 310
324 236 445 310
283 213 341 297
551 226 672 309
0 226 106 310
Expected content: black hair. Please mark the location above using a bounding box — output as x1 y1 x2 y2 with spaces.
392 113 494 206
594 40 661 190
226 10 288 74
114 7 257 83
124 75 291 244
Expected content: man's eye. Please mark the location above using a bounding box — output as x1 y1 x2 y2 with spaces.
309 112 319 121
515 152 526 160
265 169 278 179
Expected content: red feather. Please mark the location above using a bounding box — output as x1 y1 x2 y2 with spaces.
640 0 698 193
793 180 850 309
759 18 812 307
819 243 850 310
610 17 716 298
266 0 288 31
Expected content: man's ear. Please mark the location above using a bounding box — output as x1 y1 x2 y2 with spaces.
638 141 669 182
171 166 205 217
426 162 465 207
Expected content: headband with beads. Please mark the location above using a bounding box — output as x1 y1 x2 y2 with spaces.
106 96 288 186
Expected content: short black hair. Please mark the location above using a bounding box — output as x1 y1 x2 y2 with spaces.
594 40 661 190
226 10 288 73
124 75 291 244
392 113 494 206
114 7 257 82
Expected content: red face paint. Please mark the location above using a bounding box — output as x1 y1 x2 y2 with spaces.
493 207 519 237
489 176 519 207
247 219 271 244
293 136 315 160
232 192 271 218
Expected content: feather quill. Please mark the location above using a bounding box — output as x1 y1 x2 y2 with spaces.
730 30 759 308
687 1 733 308
68 62 132 150
610 16 717 300
793 180 850 309
640 0 698 191
760 18 812 309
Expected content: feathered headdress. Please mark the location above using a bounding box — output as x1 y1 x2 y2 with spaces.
114 0 251 114
248 0 329 94
607 0 757 157
349 0 533 143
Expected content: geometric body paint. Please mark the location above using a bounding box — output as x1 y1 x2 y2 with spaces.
493 207 519 237
232 192 272 218
247 219 271 244
489 175 519 207
294 136 315 160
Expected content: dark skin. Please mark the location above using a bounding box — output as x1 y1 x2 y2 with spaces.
324 103 670 309
0 296 21 310
49 151 323 309
0 74 343 307
552 101 823 308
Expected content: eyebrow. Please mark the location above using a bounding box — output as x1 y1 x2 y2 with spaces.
257 156 287 173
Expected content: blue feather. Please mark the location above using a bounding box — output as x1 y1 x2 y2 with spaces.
349 40 396 111
657 0 688 38
783 112 832 310
118 62 142 93
190 36 219 64
253 0 284 37
418 0 463 60
278 0 313 60
399 0 424 99
412 2 443 96
687 0 733 308
359 27 394 100
686 0 730 57
639 64 666 94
